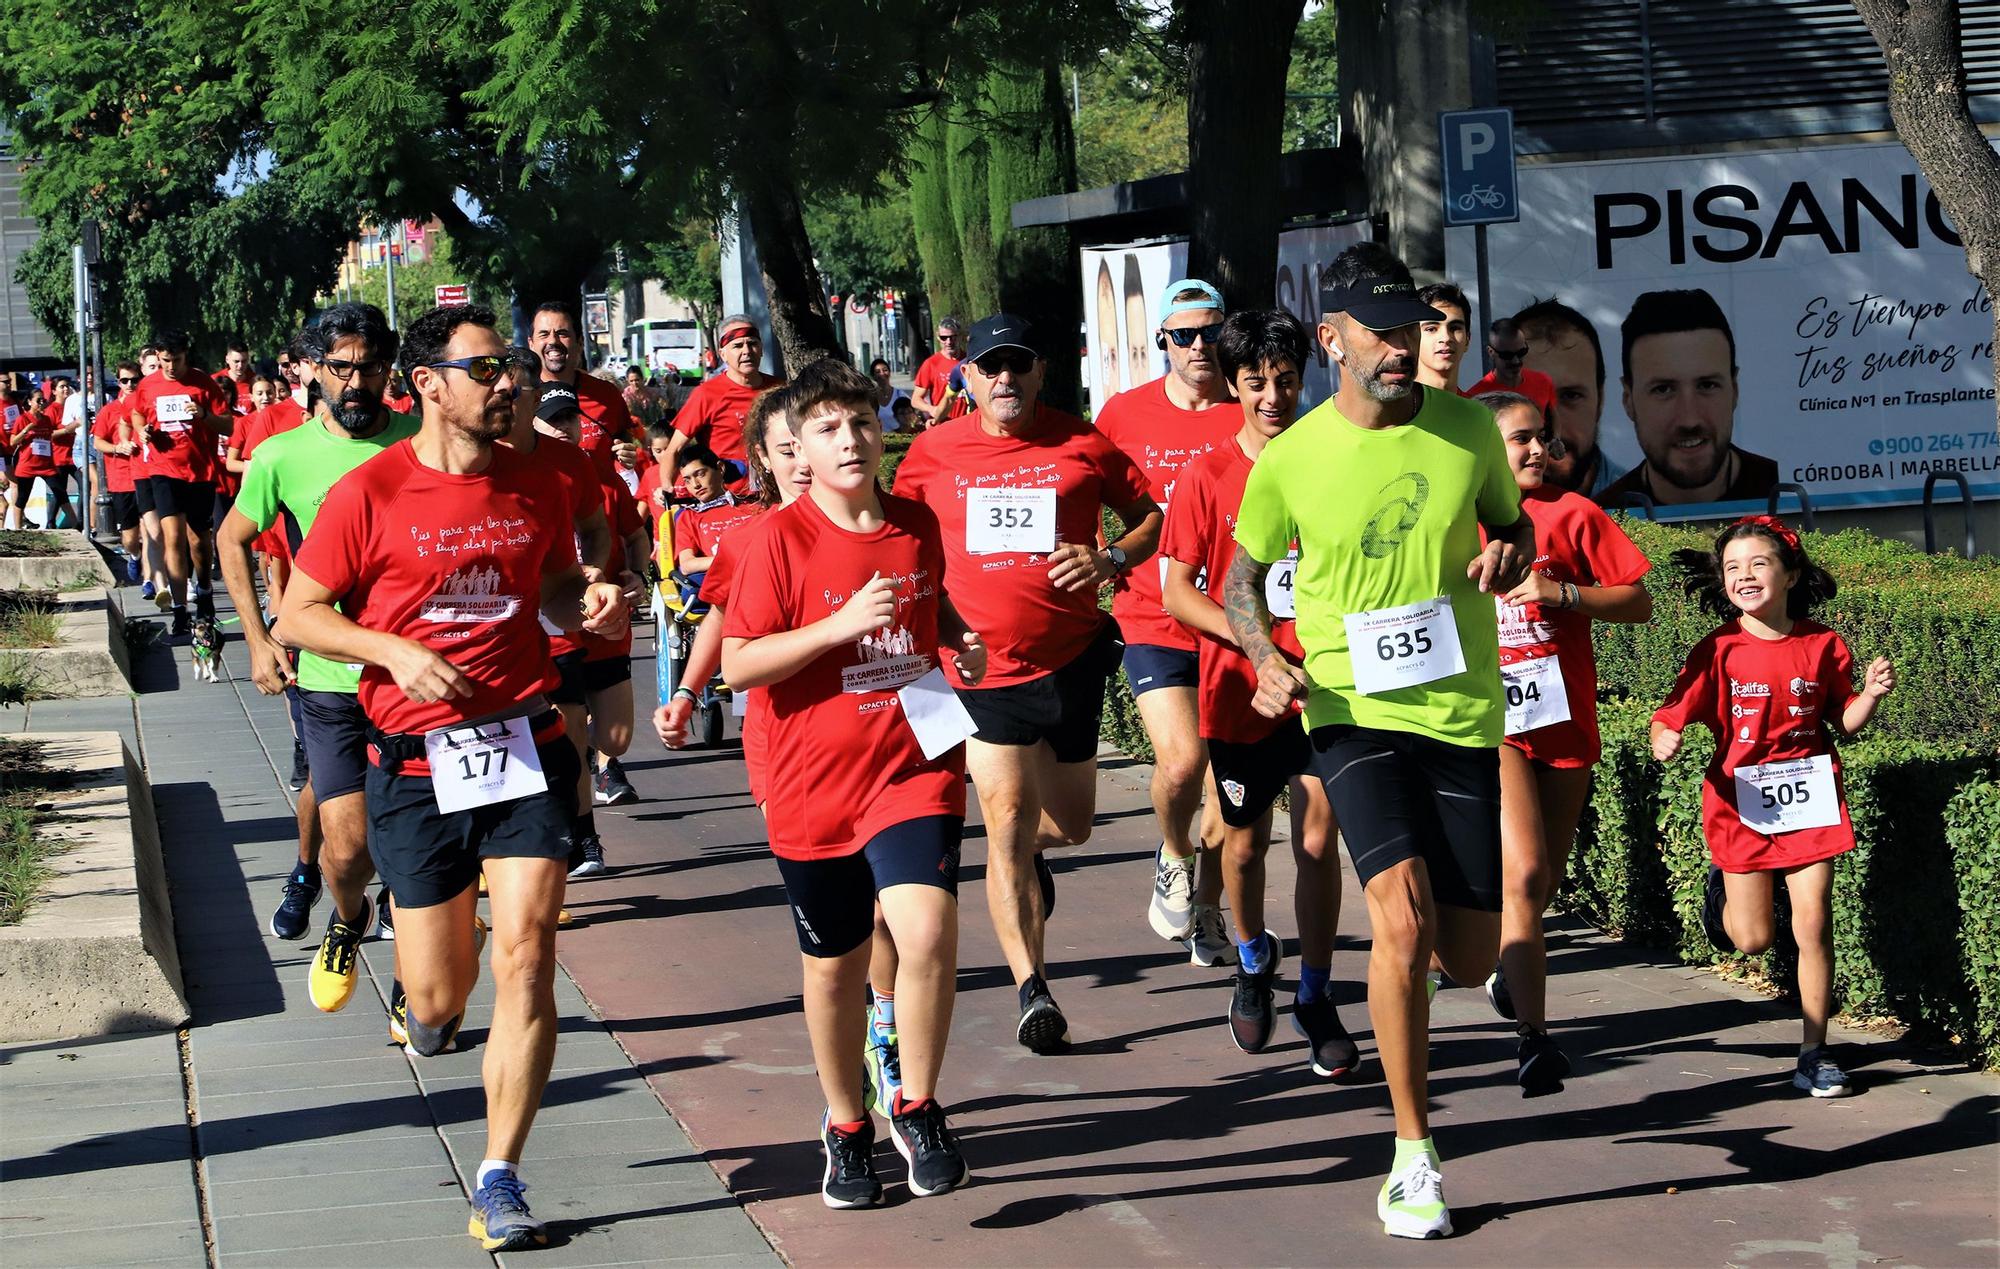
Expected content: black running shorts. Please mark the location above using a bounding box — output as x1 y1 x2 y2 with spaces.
773 815 963 958
1208 722 1312 829
149 476 216 532
298 688 369 801
109 490 141 532
1308 723 1502 911
1121 642 1198 698
957 618 1122 764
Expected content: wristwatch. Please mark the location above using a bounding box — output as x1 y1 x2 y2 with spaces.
1105 545 1129 575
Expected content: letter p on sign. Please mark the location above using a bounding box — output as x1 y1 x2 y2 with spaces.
1457 122 1495 170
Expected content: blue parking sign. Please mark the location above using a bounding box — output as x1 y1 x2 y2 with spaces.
1439 108 1519 226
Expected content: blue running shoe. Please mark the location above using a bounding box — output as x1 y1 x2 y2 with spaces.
125 557 142 583
140 581 156 601
1793 1046 1852 1098
268 862 321 941
468 1172 547 1251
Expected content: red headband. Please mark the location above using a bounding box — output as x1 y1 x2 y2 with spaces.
719 322 757 345
1734 514 1800 554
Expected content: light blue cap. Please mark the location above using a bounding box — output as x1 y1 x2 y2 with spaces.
1157 279 1224 326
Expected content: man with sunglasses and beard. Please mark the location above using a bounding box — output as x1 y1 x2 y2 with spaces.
220 304 421 979
894 313 1161 1053
282 304 627 1252
1465 318 1557 424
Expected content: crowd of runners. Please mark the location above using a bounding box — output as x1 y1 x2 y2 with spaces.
28 238 1900 1251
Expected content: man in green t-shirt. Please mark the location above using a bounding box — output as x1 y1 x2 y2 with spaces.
219 303 420 1013
1226 243 1533 1242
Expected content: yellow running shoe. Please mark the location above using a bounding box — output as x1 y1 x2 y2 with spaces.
308 894 374 1013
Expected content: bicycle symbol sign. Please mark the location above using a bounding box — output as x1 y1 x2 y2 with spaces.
1439 108 1519 226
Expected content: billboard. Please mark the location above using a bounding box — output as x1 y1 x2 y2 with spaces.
1080 218 1370 418
1446 140 1998 520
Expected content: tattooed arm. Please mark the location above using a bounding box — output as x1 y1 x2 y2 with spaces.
1224 544 1310 719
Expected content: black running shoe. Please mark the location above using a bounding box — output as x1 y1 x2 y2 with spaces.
1034 851 1055 919
1703 865 1736 953
1290 996 1360 1079
374 885 394 941
1517 1026 1571 1096
1015 974 1069 1053
819 1113 883 1209
170 608 191 640
1227 933 1279 1053
567 835 606 879
889 1096 969 1197
593 759 639 807
1484 965 1516 1022
195 589 216 620
268 861 321 941
289 741 309 792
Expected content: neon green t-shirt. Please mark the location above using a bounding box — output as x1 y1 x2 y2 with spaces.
235 411 421 693
1233 388 1522 748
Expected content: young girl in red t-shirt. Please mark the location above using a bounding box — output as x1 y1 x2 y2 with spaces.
1482 394 1654 1095
1651 516 1895 1099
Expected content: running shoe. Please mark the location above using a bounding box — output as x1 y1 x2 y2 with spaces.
819 1112 883 1209
593 758 639 806
1703 864 1736 953
125 557 142 584
1379 1151 1452 1239
170 607 191 639
1148 845 1195 940
1517 1026 1571 1096
468 1171 547 1251
268 861 321 941
1485 966 1516 1022
1188 902 1237 967
288 742 309 792
1291 997 1361 1079
1792 1046 1853 1098
194 589 216 620
1034 850 1056 918
866 1025 902 1113
890 1095 969 1197
140 580 156 601
388 981 465 1054
374 885 394 941
1015 973 1069 1053
567 835 606 879
1228 932 1279 1052
307 893 373 1013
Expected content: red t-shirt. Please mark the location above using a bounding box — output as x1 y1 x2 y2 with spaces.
1159 441 1307 745
1652 619 1859 873
581 474 643 662
894 405 1148 688
1493 486 1652 768
9 411 56 478
50 402 78 470
526 435 607 661
1465 368 1556 419
131 370 226 483
213 371 256 415
913 352 969 421
92 399 134 493
560 373 631 480
1093 378 1235 652
679 494 761 562
723 493 966 860
671 373 768 468
292 440 577 753
697 512 772 805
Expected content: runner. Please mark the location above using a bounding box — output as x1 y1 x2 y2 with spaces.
1094 279 1238 964
127 330 231 637
664 315 782 482
1652 517 1893 1099
721 356 983 1206
1464 318 1557 421
1478 391 1653 1094
1158 309 1356 1076
1415 284 1471 393
893 313 1160 1052
124 347 169 601
213 340 256 414
911 316 969 426
281 303 628 1251
528 301 636 476
51 377 82 529
1224 242 1532 1239
7 382 60 529
219 304 419 976
90 364 145 581
225 343 310 632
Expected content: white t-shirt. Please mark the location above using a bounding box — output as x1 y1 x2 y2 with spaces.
877 390 911 432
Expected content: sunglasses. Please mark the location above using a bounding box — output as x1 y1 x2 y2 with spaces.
1492 348 1528 362
973 350 1035 377
117 376 139 385
321 357 392 381
1163 323 1224 349
423 355 514 383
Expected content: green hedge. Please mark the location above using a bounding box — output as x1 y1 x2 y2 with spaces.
1947 778 2000 1065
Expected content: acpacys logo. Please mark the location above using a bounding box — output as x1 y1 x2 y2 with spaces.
1360 472 1429 559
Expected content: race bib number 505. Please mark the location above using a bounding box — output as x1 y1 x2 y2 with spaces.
1733 754 1840 836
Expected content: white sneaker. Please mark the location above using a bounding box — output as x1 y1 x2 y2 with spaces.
1186 903 1237 967
1148 846 1195 940
1378 1152 1452 1239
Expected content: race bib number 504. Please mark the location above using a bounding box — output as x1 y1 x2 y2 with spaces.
1344 595 1466 695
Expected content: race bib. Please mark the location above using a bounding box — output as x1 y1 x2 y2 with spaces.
28 439 51 458
619 467 640 494
423 718 545 814
1265 555 1298 619
965 487 1056 555
1502 653 1571 735
156 394 197 426
1157 554 1207 594
1344 595 1466 695
1733 754 1841 836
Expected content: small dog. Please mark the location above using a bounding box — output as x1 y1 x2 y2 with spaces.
190 615 225 683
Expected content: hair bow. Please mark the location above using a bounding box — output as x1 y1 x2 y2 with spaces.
1734 514 1800 553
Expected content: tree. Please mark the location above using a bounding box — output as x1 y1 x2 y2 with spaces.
339 231 511 335
631 219 726 351
988 57 1084 411
805 186 925 307
909 111 973 326
1283 3 1340 152
947 108 1003 318
1071 35 1190 189
1852 0 2000 411
1178 0 1308 311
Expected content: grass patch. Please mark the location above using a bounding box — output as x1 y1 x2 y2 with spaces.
0 591 61 649
0 739 72 925
0 530 66 558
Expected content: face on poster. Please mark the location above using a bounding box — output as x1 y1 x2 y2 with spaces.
1447 140 1998 519
1079 219 1369 418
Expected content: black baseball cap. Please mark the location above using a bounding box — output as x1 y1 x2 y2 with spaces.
965 313 1041 361
1318 275 1446 332
535 382 581 421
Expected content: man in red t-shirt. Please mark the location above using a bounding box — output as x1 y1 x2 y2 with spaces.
128 330 232 635
893 313 1162 1052
528 301 635 478
1093 278 1238 962
664 314 782 487
92 362 146 572
213 341 257 415
1465 318 1557 423
281 303 626 1252
911 315 970 426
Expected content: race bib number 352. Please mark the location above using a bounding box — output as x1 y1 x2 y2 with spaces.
965 487 1057 555
1344 595 1466 695
1733 754 1841 836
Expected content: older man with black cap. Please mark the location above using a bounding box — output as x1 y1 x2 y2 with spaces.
894 312 1162 1054
1221 242 1533 1242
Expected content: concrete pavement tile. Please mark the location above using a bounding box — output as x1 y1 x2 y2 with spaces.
0 1222 207 1267
212 1198 477 1257
202 1127 453 1185
204 1159 467 1218
219 1234 489 1267
0 1177 202 1238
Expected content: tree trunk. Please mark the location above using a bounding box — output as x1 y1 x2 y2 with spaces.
740 168 842 374
1854 0 2000 417
1182 0 1306 310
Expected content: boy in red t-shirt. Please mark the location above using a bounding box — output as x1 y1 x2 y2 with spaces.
723 358 986 1208
1160 310 1359 1078
669 443 756 603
